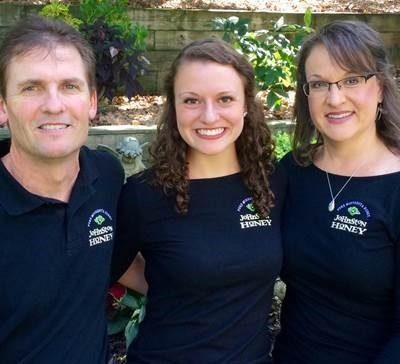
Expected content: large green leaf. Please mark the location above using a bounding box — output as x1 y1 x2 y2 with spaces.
125 319 139 348
108 313 130 335
304 7 313 27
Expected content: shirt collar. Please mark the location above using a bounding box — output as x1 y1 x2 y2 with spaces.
0 140 99 215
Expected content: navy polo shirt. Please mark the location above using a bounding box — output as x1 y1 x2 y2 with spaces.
0 140 124 364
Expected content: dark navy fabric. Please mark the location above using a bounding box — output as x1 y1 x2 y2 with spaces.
274 152 400 364
0 140 124 364
112 169 285 364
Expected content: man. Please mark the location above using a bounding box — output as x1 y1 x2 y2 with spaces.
0 15 124 363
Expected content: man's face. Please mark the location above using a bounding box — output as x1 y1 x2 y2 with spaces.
0 45 97 162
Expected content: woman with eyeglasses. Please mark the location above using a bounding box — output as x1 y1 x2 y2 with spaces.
274 21 400 364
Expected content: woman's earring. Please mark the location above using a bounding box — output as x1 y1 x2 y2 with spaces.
0 109 8 126
243 111 248 117
376 103 383 121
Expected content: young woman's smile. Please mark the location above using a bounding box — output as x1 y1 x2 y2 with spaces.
174 60 246 161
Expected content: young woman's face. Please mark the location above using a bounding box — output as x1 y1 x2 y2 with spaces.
304 44 383 147
174 60 246 162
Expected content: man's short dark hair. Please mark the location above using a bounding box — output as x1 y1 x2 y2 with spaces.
0 15 96 98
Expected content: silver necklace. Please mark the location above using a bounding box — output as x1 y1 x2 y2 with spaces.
325 165 362 212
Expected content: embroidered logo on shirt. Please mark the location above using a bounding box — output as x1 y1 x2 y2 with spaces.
87 209 114 247
330 200 370 236
237 197 272 229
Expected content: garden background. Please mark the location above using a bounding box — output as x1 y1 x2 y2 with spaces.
0 0 399 362
0 1 399 161
0 1 399 133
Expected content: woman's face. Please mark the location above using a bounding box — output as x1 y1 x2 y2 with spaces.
174 60 246 163
304 44 383 147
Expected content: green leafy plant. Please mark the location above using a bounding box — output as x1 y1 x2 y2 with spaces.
39 1 82 29
213 10 313 110
212 16 250 44
40 0 149 101
79 0 147 51
273 130 292 160
107 283 146 348
80 0 149 100
80 18 148 100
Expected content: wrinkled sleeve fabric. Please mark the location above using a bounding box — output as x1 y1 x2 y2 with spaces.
110 174 143 284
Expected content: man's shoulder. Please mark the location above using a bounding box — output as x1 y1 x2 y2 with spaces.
80 146 125 186
81 146 119 164
81 146 123 172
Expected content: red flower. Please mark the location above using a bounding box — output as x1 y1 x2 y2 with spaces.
109 282 127 301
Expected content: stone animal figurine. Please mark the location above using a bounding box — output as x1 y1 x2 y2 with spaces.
97 136 149 179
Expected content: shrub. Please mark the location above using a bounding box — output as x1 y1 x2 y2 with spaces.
80 0 147 51
107 283 146 347
39 1 82 29
273 130 292 160
107 283 146 362
40 0 149 101
213 10 313 110
80 18 148 100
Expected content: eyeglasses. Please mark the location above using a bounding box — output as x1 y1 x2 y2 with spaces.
303 74 376 97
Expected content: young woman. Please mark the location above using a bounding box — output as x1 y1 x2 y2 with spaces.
112 38 285 363
274 20 400 364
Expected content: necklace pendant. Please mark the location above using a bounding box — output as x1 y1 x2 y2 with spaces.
328 199 335 212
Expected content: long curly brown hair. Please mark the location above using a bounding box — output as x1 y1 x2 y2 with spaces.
150 38 275 216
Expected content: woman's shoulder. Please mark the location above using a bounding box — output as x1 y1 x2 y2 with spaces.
122 168 156 196
126 167 154 184
277 151 297 168
274 151 297 183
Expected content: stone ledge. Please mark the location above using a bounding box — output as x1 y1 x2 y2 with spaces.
88 125 157 135
0 121 293 163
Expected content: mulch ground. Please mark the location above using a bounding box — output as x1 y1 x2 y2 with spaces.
92 92 294 127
